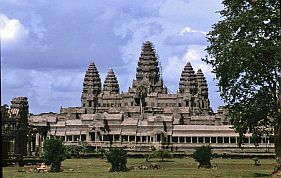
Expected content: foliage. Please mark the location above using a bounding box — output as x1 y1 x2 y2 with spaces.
1 104 10 166
106 147 128 172
1 104 10 119
135 84 148 111
192 145 213 168
100 119 111 133
179 113 184 125
203 0 281 171
42 137 66 172
65 145 83 158
97 148 106 159
152 149 172 162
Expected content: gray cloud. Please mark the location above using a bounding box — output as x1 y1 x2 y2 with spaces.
164 31 207 46
1 0 225 113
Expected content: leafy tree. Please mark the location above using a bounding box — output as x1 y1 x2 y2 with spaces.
42 137 66 172
136 84 148 116
179 113 184 125
1 104 10 166
106 147 128 172
103 119 111 132
203 0 281 171
1 104 10 119
152 149 172 162
192 145 213 168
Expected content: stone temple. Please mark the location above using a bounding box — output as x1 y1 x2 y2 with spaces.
3 41 274 157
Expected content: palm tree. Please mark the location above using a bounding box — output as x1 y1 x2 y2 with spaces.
136 85 148 117
136 85 148 151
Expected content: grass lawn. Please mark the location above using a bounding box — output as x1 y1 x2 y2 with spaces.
2 157 275 178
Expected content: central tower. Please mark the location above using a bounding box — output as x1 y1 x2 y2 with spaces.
131 41 166 93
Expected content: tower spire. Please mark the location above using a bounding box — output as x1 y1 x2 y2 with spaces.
103 68 120 94
132 41 164 93
81 62 101 113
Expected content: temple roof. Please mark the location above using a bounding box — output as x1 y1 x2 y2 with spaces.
196 69 208 97
133 41 164 93
82 62 101 94
103 68 120 94
179 62 197 94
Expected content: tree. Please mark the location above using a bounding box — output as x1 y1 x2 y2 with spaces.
136 84 148 151
1 104 10 119
203 0 281 172
136 84 148 117
1 104 10 166
192 145 213 168
106 147 128 172
42 137 66 172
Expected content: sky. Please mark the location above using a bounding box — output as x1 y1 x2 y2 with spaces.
0 0 225 114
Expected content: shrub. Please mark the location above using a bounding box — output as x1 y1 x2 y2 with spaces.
65 145 83 158
42 137 66 172
106 147 128 172
97 148 106 159
192 145 213 168
152 149 172 162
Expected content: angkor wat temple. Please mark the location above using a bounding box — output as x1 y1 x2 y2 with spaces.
2 41 274 157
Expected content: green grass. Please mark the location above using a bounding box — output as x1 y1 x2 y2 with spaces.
3 158 275 178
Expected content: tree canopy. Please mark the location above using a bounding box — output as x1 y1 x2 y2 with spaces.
203 0 280 171
193 145 213 168
106 147 128 172
42 137 66 172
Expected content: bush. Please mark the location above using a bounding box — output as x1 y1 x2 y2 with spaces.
97 148 106 159
65 145 83 158
42 137 66 172
106 147 128 172
152 149 172 162
192 145 213 168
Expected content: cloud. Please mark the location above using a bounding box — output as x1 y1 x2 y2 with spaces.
0 0 225 113
164 26 207 46
1 68 84 113
0 13 29 48
162 45 212 93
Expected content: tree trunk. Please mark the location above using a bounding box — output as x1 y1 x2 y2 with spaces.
274 89 281 172
274 121 281 172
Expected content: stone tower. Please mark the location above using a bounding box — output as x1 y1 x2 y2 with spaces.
10 97 29 156
179 62 198 95
103 68 120 94
196 69 210 112
81 62 101 113
132 41 165 93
